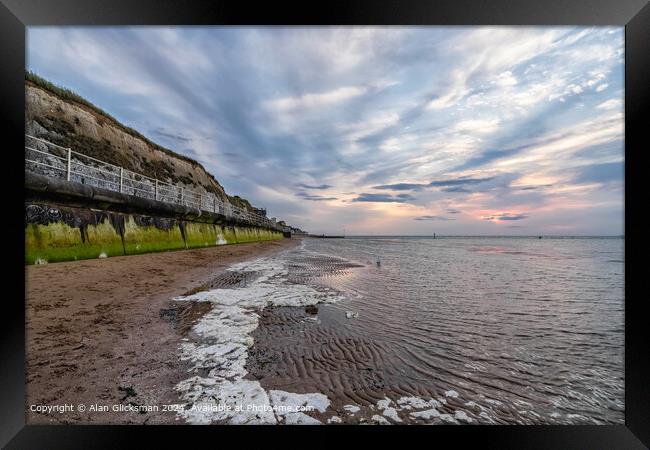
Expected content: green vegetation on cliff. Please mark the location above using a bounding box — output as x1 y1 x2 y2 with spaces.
25 204 283 265
228 195 253 211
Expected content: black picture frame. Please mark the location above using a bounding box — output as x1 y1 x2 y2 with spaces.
1 0 648 447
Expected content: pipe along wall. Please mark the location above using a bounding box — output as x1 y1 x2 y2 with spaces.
25 203 283 264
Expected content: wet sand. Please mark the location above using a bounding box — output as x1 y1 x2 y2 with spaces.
244 305 477 424
245 305 397 423
26 238 298 424
242 257 397 420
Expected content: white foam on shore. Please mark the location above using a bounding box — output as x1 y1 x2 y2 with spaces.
444 390 459 398
397 396 442 410
282 412 322 425
371 415 390 424
269 390 330 424
174 252 343 424
376 398 403 423
269 390 330 413
343 404 360 414
176 377 276 424
339 394 489 425
410 408 441 420
454 410 473 423
440 413 458 423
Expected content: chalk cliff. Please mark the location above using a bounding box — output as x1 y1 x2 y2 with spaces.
25 72 254 211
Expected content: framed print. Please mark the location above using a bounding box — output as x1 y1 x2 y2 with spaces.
1 0 648 447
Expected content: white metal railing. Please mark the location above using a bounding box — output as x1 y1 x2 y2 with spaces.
25 134 286 231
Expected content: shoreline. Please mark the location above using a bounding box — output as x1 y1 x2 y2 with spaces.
26 238 299 424
26 235 623 425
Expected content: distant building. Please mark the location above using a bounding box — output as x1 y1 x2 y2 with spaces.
290 227 307 236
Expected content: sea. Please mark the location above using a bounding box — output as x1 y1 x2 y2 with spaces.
174 236 625 425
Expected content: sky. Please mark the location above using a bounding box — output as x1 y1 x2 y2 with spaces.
27 27 624 235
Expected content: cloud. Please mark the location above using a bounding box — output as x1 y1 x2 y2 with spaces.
453 118 500 134
295 191 338 201
447 208 462 214
373 176 494 193
596 99 621 110
426 28 566 110
351 193 415 203
296 183 333 190
265 86 367 111
442 186 471 193
483 213 529 221
517 184 552 190
151 128 192 143
494 71 518 87
428 176 494 187
372 182 427 191
413 215 455 221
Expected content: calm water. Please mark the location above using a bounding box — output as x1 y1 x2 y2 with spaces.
281 236 624 424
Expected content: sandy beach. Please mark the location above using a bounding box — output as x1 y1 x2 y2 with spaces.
26 238 298 424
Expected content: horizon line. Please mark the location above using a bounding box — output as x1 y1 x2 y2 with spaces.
309 234 625 237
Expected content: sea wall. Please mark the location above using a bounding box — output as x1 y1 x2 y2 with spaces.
25 202 283 264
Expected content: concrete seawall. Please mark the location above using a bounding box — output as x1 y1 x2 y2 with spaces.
25 172 285 264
